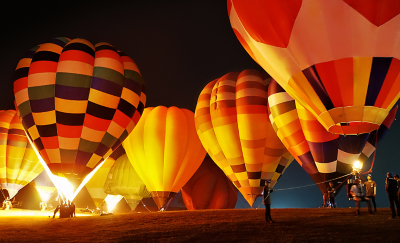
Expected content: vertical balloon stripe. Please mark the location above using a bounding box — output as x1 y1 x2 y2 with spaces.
302 66 335 110
365 57 393 106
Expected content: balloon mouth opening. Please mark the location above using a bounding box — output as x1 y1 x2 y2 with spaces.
37 191 52 203
104 195 124 212
328 122 379 135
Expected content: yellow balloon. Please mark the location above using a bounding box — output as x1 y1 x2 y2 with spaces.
123 106 206 209
0 110 43 199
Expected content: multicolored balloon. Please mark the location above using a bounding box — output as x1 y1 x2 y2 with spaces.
194 69 293 207
0 110 43 199
123 106 206 210
182 155 238 210
13 37 146 185
229 0 400 135
103 146 151 211
268 79 398 194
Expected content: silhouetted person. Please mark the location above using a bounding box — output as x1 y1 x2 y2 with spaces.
394 174 400 202
263 180 274 223
327 182 336 208
322 191 328 208
363 174 377 212
385 172 400 219
350 178 372 215
53 203 61 218
70 201 75 217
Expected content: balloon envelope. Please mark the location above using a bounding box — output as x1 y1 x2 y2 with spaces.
229 0 400 135
123 106 207 210
194 69 293 207
13 37 146 187
268 79 398 194
182 155 238 210
0 110 43 199
103 146 151 211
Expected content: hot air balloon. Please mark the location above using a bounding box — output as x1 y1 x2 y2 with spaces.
123 106 207 210
0 110 43 199
229 0 400 135
181 155 238 210
33 171 56 204
13 37 146 201
103 146 151 211
268 79 398 194
194 69 293 207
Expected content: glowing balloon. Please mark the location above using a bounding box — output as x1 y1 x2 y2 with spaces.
229 0 400 135
13 37 146 199
181 155 238 210
268 79 398 194
123 106 206 210
0 110 43 199
194 69 293 207
103 146 151 211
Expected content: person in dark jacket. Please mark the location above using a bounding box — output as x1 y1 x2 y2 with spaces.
394 174 400 202
263 180 274 223
385 172 400 219
70 201 76 217
327 182 336 208
363 174 377 212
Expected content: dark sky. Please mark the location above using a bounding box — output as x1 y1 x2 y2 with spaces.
1 0 399 209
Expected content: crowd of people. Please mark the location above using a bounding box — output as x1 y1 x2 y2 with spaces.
52 200 76 218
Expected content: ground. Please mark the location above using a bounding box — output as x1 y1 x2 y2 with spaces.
0 208 399 242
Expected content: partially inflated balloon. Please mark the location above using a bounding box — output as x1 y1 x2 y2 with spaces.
229 0 400 135
0 110 43 199
85 147 124 207
182 155 238 210
268 80 397 194
103 146 151 211
123 106 206 209
13 37 146 186
195 70 293 207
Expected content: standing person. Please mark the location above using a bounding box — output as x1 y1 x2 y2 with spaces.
327 182 336 208
70 201 76 217
363 174 377 212
263 180 274 223
350 178 372 215
385 172 400 219
322 191 328 208
53 203 61 218
394 174 400 202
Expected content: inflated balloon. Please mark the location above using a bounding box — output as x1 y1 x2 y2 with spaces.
229 0 400 135
13 37 146 185
85 146 124 207
123 106 206 210
33 171 56 202
268 79 398 194
195 70 293 207
0 110 43 199
103 146 151 211
181 155 238 210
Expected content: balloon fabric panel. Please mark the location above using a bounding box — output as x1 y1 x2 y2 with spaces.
229 0 400 135
13 37 146 182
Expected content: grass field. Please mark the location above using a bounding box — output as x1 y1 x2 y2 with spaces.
0 208 399 242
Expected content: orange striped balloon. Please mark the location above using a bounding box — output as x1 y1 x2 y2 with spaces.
13 37 145 184
195 70 293 207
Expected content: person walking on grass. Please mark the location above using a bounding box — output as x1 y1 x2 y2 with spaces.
363 174 377 212
263 180 274 223
385 172 400 219
350 177 372 216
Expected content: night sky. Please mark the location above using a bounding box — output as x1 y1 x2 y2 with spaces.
1 0 399 209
